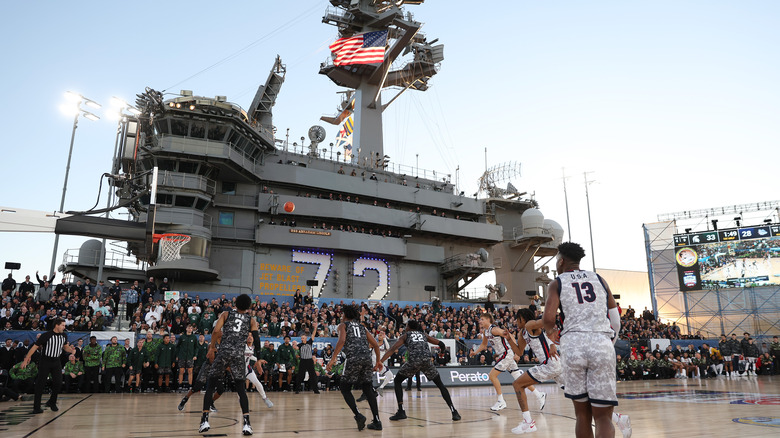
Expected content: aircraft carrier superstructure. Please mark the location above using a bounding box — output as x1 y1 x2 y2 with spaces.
66 0 564 304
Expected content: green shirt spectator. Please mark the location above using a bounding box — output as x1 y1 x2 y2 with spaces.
83 342 103 367
199 309 217 334
277 340 295 364
10 361 38 380
195 337 209 369
64 359 84 376
156 338 176 368
268 320 282 337
103 343 127 369
143 336 162 362
177 331 198 361
127 344 147 371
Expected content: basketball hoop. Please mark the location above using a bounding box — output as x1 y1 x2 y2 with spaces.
154 233 191 262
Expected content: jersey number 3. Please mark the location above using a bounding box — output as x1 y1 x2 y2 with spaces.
231 319 243 333
572 282 596 304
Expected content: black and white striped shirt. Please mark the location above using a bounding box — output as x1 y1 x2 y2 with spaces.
35 331 67 359
299 339 313 360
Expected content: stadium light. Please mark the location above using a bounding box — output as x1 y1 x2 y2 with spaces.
49 92 102 278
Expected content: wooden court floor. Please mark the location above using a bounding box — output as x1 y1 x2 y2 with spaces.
1 376 778 437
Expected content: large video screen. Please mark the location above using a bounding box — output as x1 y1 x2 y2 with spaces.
673 224 780 291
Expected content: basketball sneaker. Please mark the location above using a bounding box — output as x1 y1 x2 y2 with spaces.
209 403 218 412
242 422 253 436
390 408 407 420
198 420 210 433
354 413 367 431
616 413 632 438
366 420 383 430
177 397 188 411
264 397 274 408
511 420 537 434
491 400 507 411
451 409 461 421
537 392 547 410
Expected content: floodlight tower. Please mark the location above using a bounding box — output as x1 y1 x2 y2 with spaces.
320 0 444 163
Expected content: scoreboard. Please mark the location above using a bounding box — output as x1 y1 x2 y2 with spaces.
674 225 779 247
673 223 780 292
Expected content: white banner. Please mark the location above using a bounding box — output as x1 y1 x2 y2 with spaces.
91 331 135 345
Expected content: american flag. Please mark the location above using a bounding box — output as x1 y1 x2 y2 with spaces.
329 31 388 66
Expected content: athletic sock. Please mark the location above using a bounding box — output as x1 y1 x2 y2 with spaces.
243 414 251 425
612 412 620 423
497 394 505 402
532 389 542 398
523 411 532 422
201 412 209 423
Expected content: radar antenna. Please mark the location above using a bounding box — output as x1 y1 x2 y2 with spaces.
478 161 522 198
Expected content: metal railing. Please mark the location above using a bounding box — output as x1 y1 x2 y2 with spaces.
152 208 213 228
211 225 255 240
213 193 258 208
63 248 142 270
154 134 263 176
158 171 216 194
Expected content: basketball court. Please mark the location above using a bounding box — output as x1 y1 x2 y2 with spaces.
2 376 778 437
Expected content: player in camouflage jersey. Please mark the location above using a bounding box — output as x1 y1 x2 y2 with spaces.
178 358 223 412
199 294 261 436
381 319 460 422
326 304 383 431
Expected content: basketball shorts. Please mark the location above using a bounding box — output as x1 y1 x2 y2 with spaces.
399 359 439 380
527 356 563 384
209 350 245 380
560 331 617 406
196 362 211 384
493 354 519 373
158 366 172 375
341 356 373 385
179 359 194 368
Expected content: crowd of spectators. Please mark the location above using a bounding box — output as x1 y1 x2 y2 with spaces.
2 272 779 400
617 334 779 380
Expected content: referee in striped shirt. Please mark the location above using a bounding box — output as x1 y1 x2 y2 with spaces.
21 318 75 414
294 320 320 394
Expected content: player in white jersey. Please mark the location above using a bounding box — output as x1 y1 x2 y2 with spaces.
374 331 394 393
543 242 627 438
244 335 273 408
471 312 541 411
356 330 395 401
504 308 562 434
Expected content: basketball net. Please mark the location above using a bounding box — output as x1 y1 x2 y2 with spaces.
157 233 191 262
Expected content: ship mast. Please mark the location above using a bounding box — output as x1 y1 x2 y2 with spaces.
320 0 444 165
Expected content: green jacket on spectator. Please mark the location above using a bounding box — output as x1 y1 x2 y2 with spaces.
64 360 84 376
10 362 37 380
127 346 147 371
143 338 162 362
177 333 198 361
277 343 295 364
199 310 217 334
156 340 176 368
195 340 209 369
82 343 103 367
261 347 278 366
187 311 200 327
103 344 126 368
268 321 282 337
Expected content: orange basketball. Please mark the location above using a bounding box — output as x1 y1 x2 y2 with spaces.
284 202 295 213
